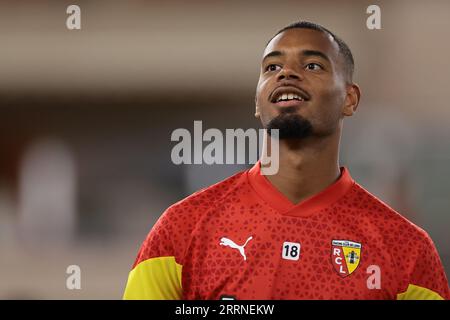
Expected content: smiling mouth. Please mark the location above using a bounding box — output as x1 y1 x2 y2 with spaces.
275 92 304 102
270 87 310 104
271 91 309 108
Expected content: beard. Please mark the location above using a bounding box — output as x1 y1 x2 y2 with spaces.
265 108 313 140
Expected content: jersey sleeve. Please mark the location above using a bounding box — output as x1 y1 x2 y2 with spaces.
397 232 449 300
123 210 183 300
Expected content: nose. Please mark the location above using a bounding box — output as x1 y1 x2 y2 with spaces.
277 66 301 81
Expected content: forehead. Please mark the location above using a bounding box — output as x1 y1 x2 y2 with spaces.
263 28 340 62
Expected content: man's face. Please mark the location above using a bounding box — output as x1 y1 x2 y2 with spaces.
256 28 349 139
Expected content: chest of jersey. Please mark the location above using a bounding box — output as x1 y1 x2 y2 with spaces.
180 205 397 300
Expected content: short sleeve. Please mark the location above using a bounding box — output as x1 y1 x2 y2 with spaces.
397 233 449 300
123 211 183 300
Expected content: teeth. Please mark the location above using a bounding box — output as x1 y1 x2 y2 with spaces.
276 92 304 102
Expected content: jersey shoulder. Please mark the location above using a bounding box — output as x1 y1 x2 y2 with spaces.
350 183 449 299
351 182 429 240
166 167 249 220
350 183 442 276
153 168 249 253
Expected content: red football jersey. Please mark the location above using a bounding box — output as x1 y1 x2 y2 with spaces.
123 162 449 299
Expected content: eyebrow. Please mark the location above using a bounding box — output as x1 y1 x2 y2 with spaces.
302 50 331 64
262 49 331 64
262 50 283 64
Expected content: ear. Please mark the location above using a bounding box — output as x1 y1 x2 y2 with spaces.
255 94 261 118
342 83 361 117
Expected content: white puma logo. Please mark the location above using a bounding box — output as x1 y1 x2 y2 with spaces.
219 236 253 261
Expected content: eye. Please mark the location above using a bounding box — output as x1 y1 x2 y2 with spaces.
265 64 281 72
305 63 323 71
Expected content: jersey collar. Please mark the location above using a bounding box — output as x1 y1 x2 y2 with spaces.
247 161 355 217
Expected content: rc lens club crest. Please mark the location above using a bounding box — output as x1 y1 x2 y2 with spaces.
331 240 362 277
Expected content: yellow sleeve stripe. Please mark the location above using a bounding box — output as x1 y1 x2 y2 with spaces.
123 256 183 300
397 284 444 300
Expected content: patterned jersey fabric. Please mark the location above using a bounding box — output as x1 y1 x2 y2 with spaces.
123 162 449 300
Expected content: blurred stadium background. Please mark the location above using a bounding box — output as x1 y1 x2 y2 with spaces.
1 0 449 299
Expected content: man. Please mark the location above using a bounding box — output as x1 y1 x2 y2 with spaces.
123 21 449 299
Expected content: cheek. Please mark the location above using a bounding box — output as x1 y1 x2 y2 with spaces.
321 80 346 108
256 79 275 116
312 86 345 124
256 77 269 103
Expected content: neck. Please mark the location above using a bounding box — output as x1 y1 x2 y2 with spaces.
261 130 341 204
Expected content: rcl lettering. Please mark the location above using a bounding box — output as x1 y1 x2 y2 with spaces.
333 247 347 275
